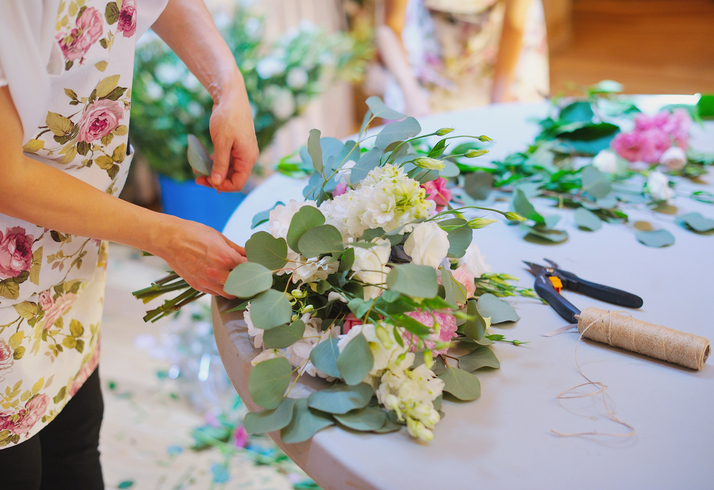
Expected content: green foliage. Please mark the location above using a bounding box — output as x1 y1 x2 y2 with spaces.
244 397 296 434
280 399 334 443
307 383 373 414
249 290 292 329
387 264 438 299
249 357 293 409
439 367 481 401
263 320 306 350
458 346 500 372
298 225 344 258
186 134 212 177
223 262 273 298
309 339 341 378
336 334 374 385
287 207 325 253
477 294 520 324
677 212 714 233
245 232 288 270
635 229 675 247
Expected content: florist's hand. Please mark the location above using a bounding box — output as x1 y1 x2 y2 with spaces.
196 70 259 193
162 219 247 298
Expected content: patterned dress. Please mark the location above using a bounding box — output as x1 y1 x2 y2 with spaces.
0 0 167 449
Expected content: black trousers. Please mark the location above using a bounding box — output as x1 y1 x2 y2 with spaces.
0 368 104 489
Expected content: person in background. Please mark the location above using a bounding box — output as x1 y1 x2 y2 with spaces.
357 0 549 116
0 0 257 487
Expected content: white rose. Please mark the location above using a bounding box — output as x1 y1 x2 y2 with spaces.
659 146 686 170
592 150 618 174
647 171 674 202
291 256 339 284
351 239 392 300
268 200 317 241
403 222 450 269
244 305 264 349
458 242 491 278
251 349 284 366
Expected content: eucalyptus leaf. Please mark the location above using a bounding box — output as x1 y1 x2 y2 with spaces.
365 96 408 120
386 264 438 299
249 357 292 409
580 166 612 199
308 129 323 174
335 406 388 432
251 202 284 229
244 397 296 434
298 225 344 258
280 398 334 444
310 338 341 378
512 189 545 225
462 299 487 341
559 101 594 124
186 134 212 176
477 293 520 323
375 117 421 149
307 383 373 414
440 160 460 178
337 334 374 385
520 224 569 243
287 206 326 253
350 148 382 184
438 367 481 401
245 231 288 270
446 226 473 259
458 346 500 372
574 207 603 232
678 212 714 233
223 262 273 298
249 290 292 330
635 229 675 247
263 320 306 349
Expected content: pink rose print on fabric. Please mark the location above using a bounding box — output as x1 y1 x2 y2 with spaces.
70 344 100 396
0 394 50 436
0 227 34 280
422 177 452 210
0 339 14 373
56 7 104 63
403 310 458 356
117 0 138 37
77 99 124 142
41 291 78 330
38 290 54 311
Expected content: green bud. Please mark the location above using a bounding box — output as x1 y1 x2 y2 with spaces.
467 217 498 229
291 288 307 299
436 128 454 136
499 274 519 281
505 212 527 222
423 350 434 369
375 324 393 349
302 304 314 314
465 149 489 158
478 135 493 142
413 157 445 171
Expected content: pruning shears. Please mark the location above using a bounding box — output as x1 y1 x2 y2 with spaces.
523 259 644 324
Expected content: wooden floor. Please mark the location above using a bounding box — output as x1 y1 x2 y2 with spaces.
549 0 714 96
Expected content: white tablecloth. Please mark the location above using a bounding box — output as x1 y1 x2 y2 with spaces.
215 100 714 490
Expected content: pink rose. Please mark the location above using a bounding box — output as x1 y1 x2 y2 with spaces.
38 290 54 311
421 177 452 210
450 265 476 301
12 394 49 435
0 227 34 280
0 339 14 372
42 292 78 330
70 344 100 396
639 128 671 163
333 182 348 197
56 7 103 61
117 0 137 37
611 131 653 163
403 310 458 356
77 99 124 142
342 314 363 335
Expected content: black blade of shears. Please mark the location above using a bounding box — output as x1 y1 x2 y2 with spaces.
523 261 581 324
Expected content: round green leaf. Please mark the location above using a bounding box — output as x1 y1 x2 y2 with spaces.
366 96 408 120
309 338 341 378
477 294 520 324
520 224 569 243
263 320 306 350
186 134 212 176
462 300 487 341
280 398 335 443
307 383 373 414
580 166 612 199
678 212 714 233
249 357 293 410
337 333 374 386
245 231 288 270
446 226 473 259
512 189 545 225
307 129 323 174
223 262 273 298
334 405 388 432
297 225 344 259
386 264 438 299
457 346 500 372
249 290 292 330
574 207 603 232
287 206 325 253
635 229 675 247
375 117 421 149
439 367 481 401
244 398 296 434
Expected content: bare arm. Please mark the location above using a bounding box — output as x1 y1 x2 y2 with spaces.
0 87 245 297
151 0 258 191
490 0 531 103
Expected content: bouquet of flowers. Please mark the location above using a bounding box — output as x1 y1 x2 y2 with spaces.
135 97 533 442
130 9 367 181
445 81 714 246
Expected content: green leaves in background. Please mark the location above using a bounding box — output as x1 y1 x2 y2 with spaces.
366 96 408 120
334 406 388 432
309 338 341 378
337 334 374 385
386 264 438 299
251 202 283 229
698 94 714 119
307 129 323 174
580 166 612 199
477 293 520 324
439 367 481 401
298 225 344 258
287 206 325 253
244 397 296 434
574 207 603 232
223 262 273 298
350 148 382 183
249 290 291 329
375 117 421 149
249 357 293 409
245 231 288 270
186 134 213 176
263 320 306 350
635 229 675 247
446 226 473 259
512 189 545 225
280 398 334 443
677 212 714 233
307 383 373 414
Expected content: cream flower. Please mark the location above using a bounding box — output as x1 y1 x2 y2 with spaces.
351 239 392 300
647 171 674 202
403 222 450 269
458 242 491 278
659 146 687 170
268 200 317 241
592 149 618 174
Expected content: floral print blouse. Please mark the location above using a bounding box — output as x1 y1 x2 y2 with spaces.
0 0 167 448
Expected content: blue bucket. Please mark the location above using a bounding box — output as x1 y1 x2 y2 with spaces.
158 175 246 231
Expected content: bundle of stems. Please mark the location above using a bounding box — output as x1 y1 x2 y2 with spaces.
132 272 204 322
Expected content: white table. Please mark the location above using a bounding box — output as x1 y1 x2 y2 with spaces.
213 100 714 490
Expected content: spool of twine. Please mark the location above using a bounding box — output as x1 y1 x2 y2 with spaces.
576 307 711 370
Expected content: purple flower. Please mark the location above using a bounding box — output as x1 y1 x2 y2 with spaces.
0 227 34 280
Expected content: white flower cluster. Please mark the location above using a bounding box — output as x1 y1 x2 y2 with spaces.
320 164 436 239
338 322 444 442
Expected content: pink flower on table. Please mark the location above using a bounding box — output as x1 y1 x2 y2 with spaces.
342 314 363 335
403 310 458 356
234 426 249 448
611 131 654 163
77 99 124 142
41 291 78 330
0 339 14 373
56 7 103 62
421 177 452 210
640 128 671 163
0 227 34 280
70 345 100 396
634 109 692 151
117 0 137 37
